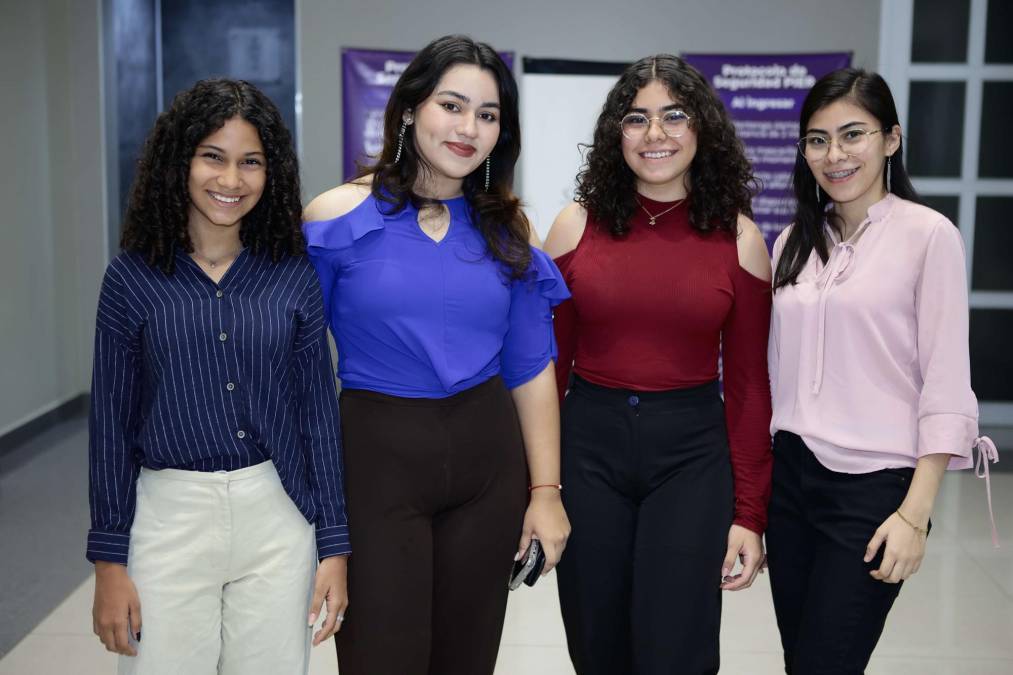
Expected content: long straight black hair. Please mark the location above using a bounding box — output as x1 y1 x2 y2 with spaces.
364 34 531 279
774 68 918 291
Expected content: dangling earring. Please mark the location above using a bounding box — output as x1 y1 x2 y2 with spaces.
816 183 820 202
394 119 409 164
886 156 892 193
484 155 491 191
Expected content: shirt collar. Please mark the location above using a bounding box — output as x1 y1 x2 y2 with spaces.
867 192 898 223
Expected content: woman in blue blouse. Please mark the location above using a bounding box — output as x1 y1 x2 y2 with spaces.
303 35 571 675
88 79 348 674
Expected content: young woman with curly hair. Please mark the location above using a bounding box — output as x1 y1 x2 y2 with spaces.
766 68 996 674
87 79 349 675
543 54 773 674
302 35 570 675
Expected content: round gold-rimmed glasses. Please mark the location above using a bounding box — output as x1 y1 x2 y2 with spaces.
797 127 891 161
620 110 692 140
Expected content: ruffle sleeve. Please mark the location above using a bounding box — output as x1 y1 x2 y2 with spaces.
500 248 571 389
302 196 386 320
303 197 386 252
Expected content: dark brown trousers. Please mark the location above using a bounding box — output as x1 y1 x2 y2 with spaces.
334 376 528 675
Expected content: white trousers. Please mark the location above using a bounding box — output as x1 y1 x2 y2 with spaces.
119 460 316 675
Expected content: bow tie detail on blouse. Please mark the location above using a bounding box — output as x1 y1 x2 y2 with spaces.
812 242 855 395
811 220 872 395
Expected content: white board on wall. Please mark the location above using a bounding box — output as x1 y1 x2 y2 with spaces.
518 59 626 240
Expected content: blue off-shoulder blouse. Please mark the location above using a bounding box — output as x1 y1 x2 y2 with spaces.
304 193 569 398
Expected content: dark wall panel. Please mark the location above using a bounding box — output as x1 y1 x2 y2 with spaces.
161 0 296 136
114 0 158 222
970 309 1013 402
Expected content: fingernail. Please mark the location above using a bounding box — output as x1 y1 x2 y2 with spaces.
721 567 730 577
514 551 521 561
308 613 317 626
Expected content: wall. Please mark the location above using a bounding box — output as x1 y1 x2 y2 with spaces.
0 0 107 435
0 0 881 434
298 0 882 200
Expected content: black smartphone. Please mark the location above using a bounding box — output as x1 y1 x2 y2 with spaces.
508 539 546 590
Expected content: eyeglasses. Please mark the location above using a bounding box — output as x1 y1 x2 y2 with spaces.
620 110 691 140
797 127 891 161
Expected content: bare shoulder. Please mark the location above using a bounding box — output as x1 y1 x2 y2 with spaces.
304 178 373 222
735 214 772 282
543 202 588 259
528 223 544 249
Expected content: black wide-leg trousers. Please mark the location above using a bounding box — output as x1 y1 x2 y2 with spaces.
556 376 734 675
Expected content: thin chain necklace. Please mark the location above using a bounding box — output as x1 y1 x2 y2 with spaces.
191 246 244 269
637 197 686 227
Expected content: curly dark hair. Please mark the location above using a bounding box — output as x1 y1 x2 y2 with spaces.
363 34 531 279
120 78 303 274
576 54 757 237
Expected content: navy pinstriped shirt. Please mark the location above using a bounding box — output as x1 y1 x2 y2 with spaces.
86 249 350 564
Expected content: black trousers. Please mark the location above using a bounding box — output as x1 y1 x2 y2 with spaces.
556 376 734 675
333 376 528 675
766 431 916 675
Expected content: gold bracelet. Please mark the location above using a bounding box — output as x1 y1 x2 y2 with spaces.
895 509 928 537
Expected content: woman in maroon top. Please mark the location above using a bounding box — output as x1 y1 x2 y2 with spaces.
543 55 773 674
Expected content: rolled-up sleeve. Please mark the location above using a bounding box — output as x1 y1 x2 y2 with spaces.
915 220 978 469
501 248 571 389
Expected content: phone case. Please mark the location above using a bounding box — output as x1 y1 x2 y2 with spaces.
508 539 546 590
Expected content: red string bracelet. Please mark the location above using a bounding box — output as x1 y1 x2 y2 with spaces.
528 483 562 491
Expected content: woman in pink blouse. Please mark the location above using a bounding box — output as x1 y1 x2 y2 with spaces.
767 68 997 673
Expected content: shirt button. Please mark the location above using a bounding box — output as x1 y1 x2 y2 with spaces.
216 290 224 298
628 395 640 407
219 332 228 341
236 430 246 439
226 382 235 391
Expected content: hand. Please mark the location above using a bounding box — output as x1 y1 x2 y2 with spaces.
92 561 141 656
516 490 570 575
308 555 349 645
720 524 764 591
865 512 926 583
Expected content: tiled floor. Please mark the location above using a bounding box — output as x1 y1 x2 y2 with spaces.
1 415 1013 672
2 435 1010 673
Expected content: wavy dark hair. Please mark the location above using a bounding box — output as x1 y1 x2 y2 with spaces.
120 78 303 274
576 54 756 237
774 68 917 290
365 34 531 279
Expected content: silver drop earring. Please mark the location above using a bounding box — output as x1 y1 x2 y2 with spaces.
886 156 892 193
816 183 820 202
394 120 408 164
484 155 491 191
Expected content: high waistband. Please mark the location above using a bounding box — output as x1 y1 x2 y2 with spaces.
140 459 275 484
340 375 505 408
570 374 720 404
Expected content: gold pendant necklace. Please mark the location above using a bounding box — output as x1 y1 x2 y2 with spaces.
637 197 686 226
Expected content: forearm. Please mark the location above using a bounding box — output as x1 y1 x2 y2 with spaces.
509 362 561 486
899 452 950 526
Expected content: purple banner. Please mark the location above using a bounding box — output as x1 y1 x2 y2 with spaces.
682 53 851 249
342 48 515 181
